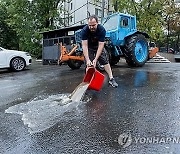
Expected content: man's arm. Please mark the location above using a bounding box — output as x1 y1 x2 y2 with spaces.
92 41 104 67
95 42 104 60
82 40 92 66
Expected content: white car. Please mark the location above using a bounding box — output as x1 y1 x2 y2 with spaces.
0 47 32 71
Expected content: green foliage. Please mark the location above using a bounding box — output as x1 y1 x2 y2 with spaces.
112 0 137 14
0 0 65 57
31 0 64 29
0 3 19 49
164 0 180 33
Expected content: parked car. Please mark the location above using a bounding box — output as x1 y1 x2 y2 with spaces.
174 52 180 62
168 48 175 54
0 47 32 71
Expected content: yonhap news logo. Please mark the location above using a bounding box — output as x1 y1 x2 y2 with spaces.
118 133 180 148
118 133 132 148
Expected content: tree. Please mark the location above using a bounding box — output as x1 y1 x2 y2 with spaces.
0 2 19 49
1 0 38 54
1 0 66 57
31 0 65 29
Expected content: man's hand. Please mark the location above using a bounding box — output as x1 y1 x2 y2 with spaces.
92 59 97 67
86 59 93 67
93 42 104 67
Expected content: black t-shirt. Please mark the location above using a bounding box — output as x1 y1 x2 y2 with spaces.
81 24 106 49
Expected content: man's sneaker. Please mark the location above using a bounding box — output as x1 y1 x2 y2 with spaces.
109 78 118 88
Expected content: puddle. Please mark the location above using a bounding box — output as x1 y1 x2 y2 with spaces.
5 82 91 134
5 94 91 134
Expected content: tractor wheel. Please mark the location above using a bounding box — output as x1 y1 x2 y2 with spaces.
95 47 110 72
96 61 105 71
67 52 83 70
124 34 148 67
110 55 120 66
105 46 120 66
125 59 134 67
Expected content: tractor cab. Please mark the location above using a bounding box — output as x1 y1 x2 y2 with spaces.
102 13 137 46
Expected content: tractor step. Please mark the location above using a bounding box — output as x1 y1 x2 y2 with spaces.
147 54 171 63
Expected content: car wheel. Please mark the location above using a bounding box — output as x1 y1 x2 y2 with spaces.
10 57 26 71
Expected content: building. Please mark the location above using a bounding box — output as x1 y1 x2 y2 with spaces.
62 0 113 27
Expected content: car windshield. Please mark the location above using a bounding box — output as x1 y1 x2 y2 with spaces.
0 47 4 51
102 15 118 31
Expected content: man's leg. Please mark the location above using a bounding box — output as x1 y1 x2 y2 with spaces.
98 49 113 79
104 64 118 87
98 49 118 87
104 63 113 79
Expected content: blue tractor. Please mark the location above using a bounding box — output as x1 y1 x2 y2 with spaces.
65 13 157 70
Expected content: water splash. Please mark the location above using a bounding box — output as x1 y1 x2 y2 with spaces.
70 82 89 102
5 93 91 134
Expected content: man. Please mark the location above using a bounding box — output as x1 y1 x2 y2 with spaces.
81 15 118 88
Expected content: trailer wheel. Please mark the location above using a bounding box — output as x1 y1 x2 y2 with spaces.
124 34 148 67
110 55 120 66
67 52 83 70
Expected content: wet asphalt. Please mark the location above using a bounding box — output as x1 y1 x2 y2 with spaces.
0 60 180 154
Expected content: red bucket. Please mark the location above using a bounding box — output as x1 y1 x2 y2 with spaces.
83 67 105 91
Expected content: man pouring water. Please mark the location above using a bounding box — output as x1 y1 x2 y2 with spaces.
81 15 118 88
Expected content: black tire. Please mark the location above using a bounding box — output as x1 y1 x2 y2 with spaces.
95 47 109 72
125 58 135 67
67 52 83 70
10 57 26 71
175 58 180 62
96 61 105 71
110 55 120 66
124 34 148 67
105 46 120 66
42 60 49 65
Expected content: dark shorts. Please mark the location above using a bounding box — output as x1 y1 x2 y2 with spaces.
88 48 109 65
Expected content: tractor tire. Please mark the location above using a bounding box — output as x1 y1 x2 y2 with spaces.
105 46 120 66
95 47 110 72
110 55 120 66
67 52 83 70
96 61 105 71
124 34 148 67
